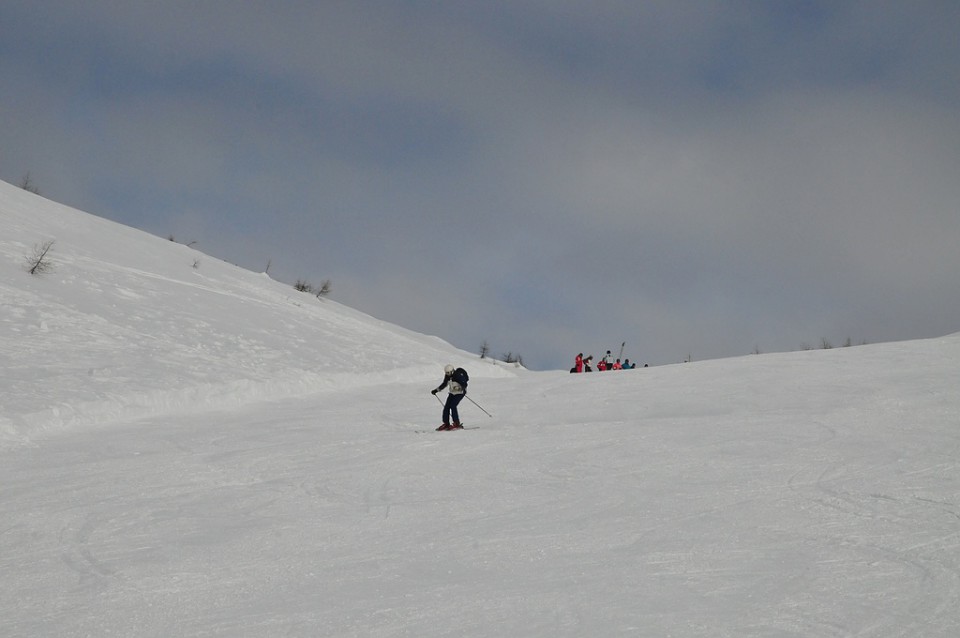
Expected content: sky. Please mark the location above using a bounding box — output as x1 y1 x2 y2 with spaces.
3 0 960 370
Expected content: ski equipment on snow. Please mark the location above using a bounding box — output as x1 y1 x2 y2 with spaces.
416 424 478 433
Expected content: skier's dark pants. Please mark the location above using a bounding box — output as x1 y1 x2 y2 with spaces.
443 393 465 425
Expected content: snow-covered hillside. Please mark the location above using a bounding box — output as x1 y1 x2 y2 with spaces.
2 180 959 637
0 180 514 448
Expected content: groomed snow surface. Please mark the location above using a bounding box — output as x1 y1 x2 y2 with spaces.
2 180 959 637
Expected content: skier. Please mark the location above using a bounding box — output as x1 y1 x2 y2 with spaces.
575 353 584 373
431 364 468 430
602 350 614 370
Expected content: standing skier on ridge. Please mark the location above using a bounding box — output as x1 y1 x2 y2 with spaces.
432 364 468 431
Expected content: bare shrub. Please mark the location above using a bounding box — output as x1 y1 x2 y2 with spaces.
25 240 55 275
315 279 332 298
294 278 332 298
294 279 314 293
502 352 524 367
18 172 40 195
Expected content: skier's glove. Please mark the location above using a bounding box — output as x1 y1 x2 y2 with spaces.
431 389 438 395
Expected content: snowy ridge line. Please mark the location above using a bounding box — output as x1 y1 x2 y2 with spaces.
1 363 461 449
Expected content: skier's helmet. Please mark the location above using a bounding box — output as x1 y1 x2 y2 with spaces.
444 364 455 374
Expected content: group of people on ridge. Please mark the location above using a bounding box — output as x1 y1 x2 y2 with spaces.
429 350 641 432
572 350 637 373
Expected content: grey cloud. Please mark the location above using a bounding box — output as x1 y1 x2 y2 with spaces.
2 1 959 368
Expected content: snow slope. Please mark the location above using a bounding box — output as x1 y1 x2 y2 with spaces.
0 180 514 447
2 181 960 636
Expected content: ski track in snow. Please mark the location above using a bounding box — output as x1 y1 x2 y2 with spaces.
3 180 960 636
4 355 960 636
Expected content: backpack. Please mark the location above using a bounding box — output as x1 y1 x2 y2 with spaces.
452 367 469 388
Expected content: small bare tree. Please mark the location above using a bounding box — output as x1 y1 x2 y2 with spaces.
25 240 55 275
18 172 40 195
479 341 490 359
315 279 332 298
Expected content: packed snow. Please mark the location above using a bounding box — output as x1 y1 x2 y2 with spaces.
2 179 959 637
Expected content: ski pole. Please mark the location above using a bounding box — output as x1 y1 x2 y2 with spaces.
465 395 492 418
